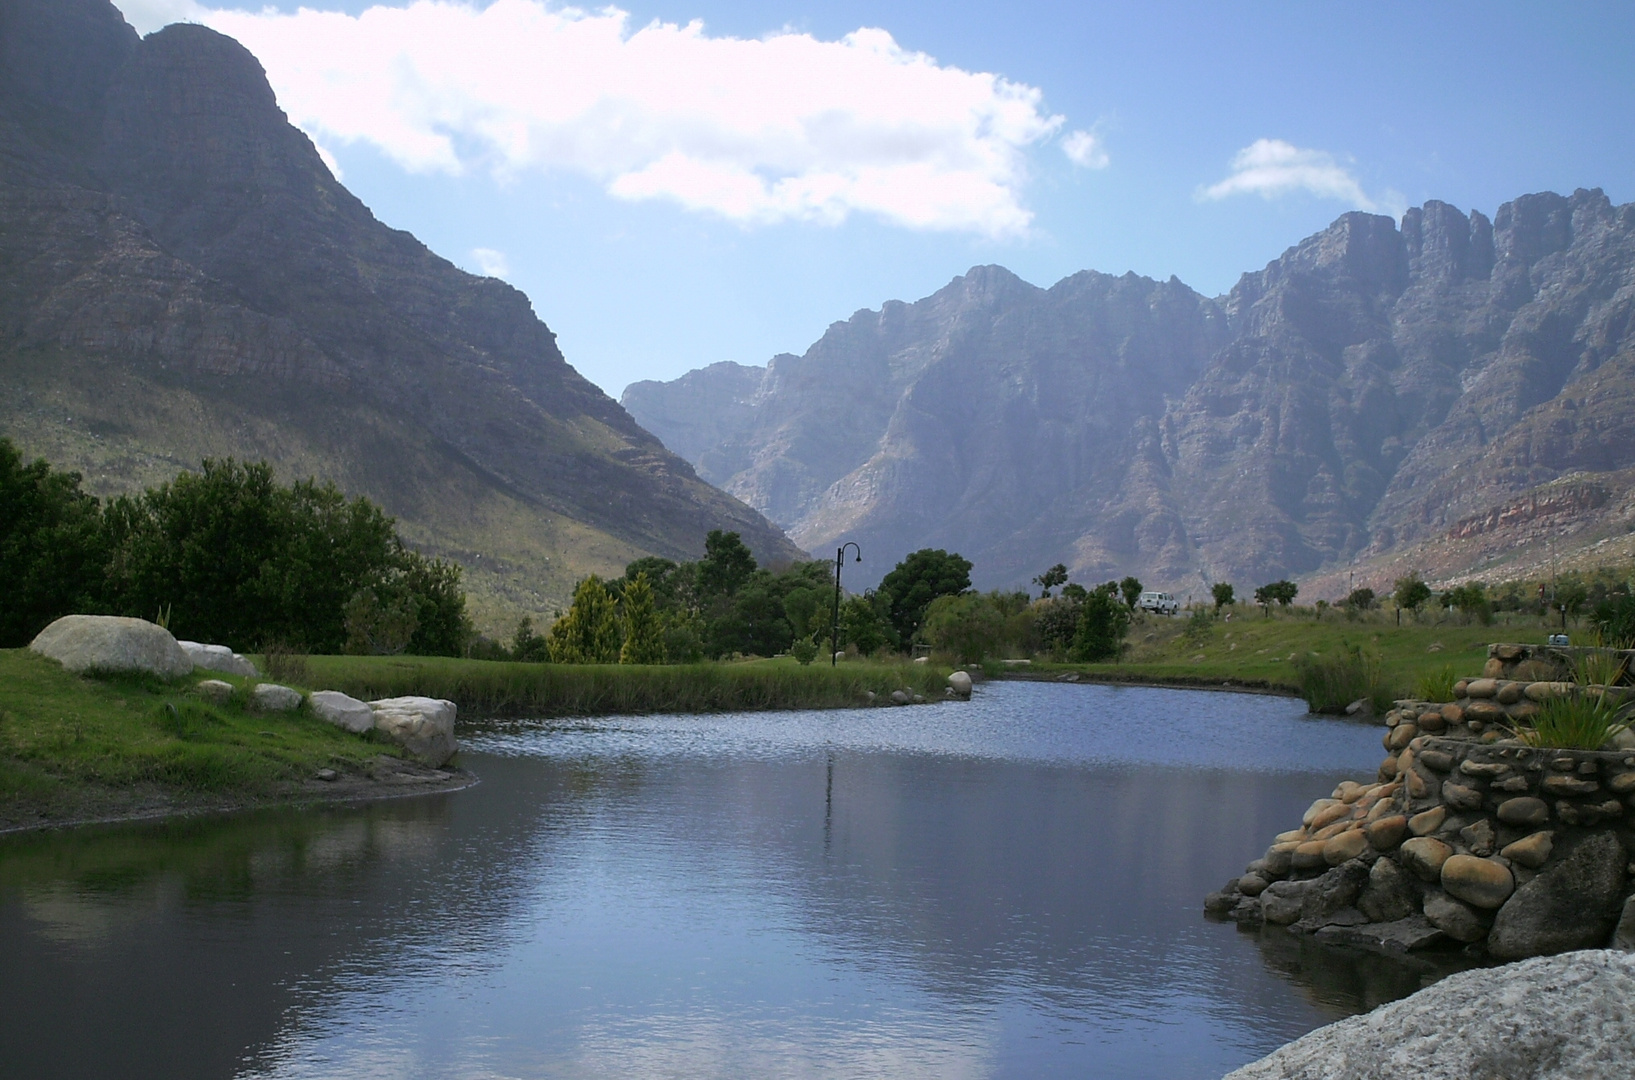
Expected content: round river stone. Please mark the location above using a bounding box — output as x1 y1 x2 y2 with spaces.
1440 854 1515 909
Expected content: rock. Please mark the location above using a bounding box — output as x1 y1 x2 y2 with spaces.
309 690 375 734
1262 845 1294 876
1313 914 1445 954
1463 700 1505 723
315 768 337 781
1481 657 1505 678
369 696 458 767
1385 722 1417 751
194 679 234 704
1298 861 1370 928
1403 767 1433 800
1400 837 1453 881
1291 840 1329 871
1260 879 1313 926
1358 857 1418 923
1525 680 1572 702
1310 801 1353 830
1345 698 1370 716
1457 818 1496 856
1238 874 1269 897
1418 748 1453 772
890 689 911 705
1439 702 1464 725
1229 896 1264 924
1489 833 1629 959
252 683 302 712
1616 896 1635 951
1441 781 1484 810
1417 710 1446 733
1543 774 1599 796
1459 759 1509 778
1222 950 1635 1080
1408 806 1446 835
1441 854 1514 909
29 615 192 678
1498 796 1550 827
1501 830 1554 869
1610 771 1635 795
1493 644 1524 662
1366 814 1408 850
1421 888 1487 942
947 670 973 697
1496 681 1523 705
1465 678 1498 699
1323 830 1369 865
177 641 258 677
1204 890 1239 915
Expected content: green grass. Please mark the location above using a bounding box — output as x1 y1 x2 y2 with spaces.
294 654 956 717
0 649 402 828
1512 693 1630 749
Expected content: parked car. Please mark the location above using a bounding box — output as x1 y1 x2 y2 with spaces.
1135 590 1180 615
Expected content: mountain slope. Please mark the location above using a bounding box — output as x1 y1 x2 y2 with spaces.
0 0 801 633
626 192 1635 595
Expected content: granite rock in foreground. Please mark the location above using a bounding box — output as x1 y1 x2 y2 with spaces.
1223 950 1635 1080
30 615 193 678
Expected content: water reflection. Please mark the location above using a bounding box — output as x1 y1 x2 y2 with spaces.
0 683 1418 1079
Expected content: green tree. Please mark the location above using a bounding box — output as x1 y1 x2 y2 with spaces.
1254 580 1299 610
548 575 622 663
1345 587 1376 610
1033 595 1083 652
697 529 757 599
1072 586 1130 661
397 551 471 656
0 439 109 646
838 593 890 655
1033 563 1068 598
342 587 419 655
511 616 549 662
790 636 820 664
619 573 666 664
782 586 822 639
1119 576 1143 610
1442 582 1493 624
1211 582 1235 610
1393 574 1432 613
1555 575 1590 625
878 548 972 645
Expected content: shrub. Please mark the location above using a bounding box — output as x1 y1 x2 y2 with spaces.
1211 582 1234 610
790 636 819 665
0 439 109 647
1293 644 1391 713
1571 644 1629 689
1119 576 1143 610
1393 574 1431 613
1254 580 1298 609
1591 596 1635 649
1414 664 1458 703
1345 587 1376 610
1071 587 1129 661
1512 694 1629 750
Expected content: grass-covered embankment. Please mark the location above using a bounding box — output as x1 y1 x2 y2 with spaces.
1009 606 1556 706
297 653 956 718
0 649 417 831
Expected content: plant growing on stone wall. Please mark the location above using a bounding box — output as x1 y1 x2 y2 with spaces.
1571 639 1630 688
1413 664 1458 703
1511 693 1629 750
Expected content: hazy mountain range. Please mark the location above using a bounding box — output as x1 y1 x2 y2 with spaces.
0 0 800 634
624 190 1635 596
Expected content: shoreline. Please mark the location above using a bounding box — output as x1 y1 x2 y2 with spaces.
997 668 1303 698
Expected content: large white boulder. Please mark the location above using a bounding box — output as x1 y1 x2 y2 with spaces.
369 696 458 767
1224 950 1635 1080
177 641 258 678
29 615 192 678
309 690 375 734
252 683 302 712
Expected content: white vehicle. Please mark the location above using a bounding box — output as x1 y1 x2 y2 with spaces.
1135 590 1180 616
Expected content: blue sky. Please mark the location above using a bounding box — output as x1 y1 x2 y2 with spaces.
114 1 1634 398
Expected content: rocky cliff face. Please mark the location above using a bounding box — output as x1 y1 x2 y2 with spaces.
0 0 800 630
626 192 1635 594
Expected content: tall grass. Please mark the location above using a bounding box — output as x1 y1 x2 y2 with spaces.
297 655 956 717
1512 694 1629 750
1414 664 1459 703
1571 641 1629 688
1292 644 1394 714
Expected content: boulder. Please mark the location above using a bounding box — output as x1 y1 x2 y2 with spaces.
1440 854 1514 909
947 670 973 697
1223 951 1635 1080
1357 856 1418 923
309 690 375 734
1489 833 1628 959
369 696 458 767
252 683 302 712
1313 915 1444 954
177 641 258 678
1400 837 1452 881
194 679 235 705
1421 888 1487 943
1297 861 1370 929
1498 796 1550 827
29 615 192 678
1616 896 1635 951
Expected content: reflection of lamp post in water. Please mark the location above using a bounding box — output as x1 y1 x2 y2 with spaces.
830 543 861 667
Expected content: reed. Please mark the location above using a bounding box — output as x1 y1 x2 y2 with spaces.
1292 644 1394 713
1414 664 1459 703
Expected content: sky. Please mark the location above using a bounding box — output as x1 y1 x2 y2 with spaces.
112 0 1635 399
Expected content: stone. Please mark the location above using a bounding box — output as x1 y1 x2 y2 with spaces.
194 679 234 704
1498 796 1550 827
1457 818 1496 856
1262 846 1294 876
1464 700 1506 723
1357 857 1418 923
1301 799 1340 826
29 615 192 678
1323 830 1369 865
1204 890 1239 916
177 641 258 677
1417 710 1446 733
1439 702 1464 724
1229 896 1264 924
1459 759 1509 778
1452 680 1469 698
1543 774 1599 796
1309 801 1353 830
947 670 973 697
1334 780 1366 803
1400 837 1453 881
1441 782 1484 810
1501 830 1554 869
1274 829 1307 844
252 683 302 712
309 690 375 734
1440 854 1514 909
1525 680 1572 701
1404 768 1433 800
1408 806 1446 836
1298 861 1371 928
1495 775 1531 792
369 696 458 767
1312 914 1444 954
1221 951 1635 1080
1260 879 1312 926
1465 677 1498 699
1616 895 1635 951
1237 873 1269 896
1384 722 1417 751
1496 681 1523 705
1291 840 1328 870
1313 819 1355 841
1418 748 1453 772
1489 833 1629 959
1421 888 1487 942
1481 657 1506 678
1345 698 1370 716
315 767 338 781
1365 814 1408 850
890 689 911 705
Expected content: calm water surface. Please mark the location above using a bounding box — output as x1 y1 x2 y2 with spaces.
1 682 1418 1079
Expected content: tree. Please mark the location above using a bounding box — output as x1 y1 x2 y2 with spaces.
1592 596 1635 648
1033 563 1068 598
782 586 822 639
1119 576 1143 610
1555 574 1590 626
1345 587 1376 610
1033 595 1083 653
397 551 471 656
0 439 108 647
511 616 549 662
1393 574 1432 613
878 548 972 644
548 575 622 663
1211 582 1235 611
619 573 666 664
342 587 419 655
1072 586 1129 661
1254 580 1298 610
838 593 891 655
1442 582 1492 625
923 592 1009 663
697 529 756 599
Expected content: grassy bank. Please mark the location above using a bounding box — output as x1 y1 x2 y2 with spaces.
0 649 413 831
1009 606 1559 706
296 654 956 717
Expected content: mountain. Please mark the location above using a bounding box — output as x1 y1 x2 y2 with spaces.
624 191 1635 595
0 0 801 634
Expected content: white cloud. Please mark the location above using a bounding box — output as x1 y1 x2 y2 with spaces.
1199 138 1377 210
113 0 206 35
1061 129 1108 169
469 247 510 278
185 0 1064 236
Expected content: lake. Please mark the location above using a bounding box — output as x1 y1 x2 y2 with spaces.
0 681 1428 1079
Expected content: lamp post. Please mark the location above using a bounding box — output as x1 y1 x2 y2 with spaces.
830 542 861 666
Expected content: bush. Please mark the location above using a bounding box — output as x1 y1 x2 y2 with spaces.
1513 694 1629 750
1591 596 1635 649
923 592 1013 663
878 548 972 644
1210 582 1234 610
1393 574 1431 613
1345 587 1376 610
1414 664 1458 702
1292 644 1392 713
790 636 819 665
1071 588 1129 661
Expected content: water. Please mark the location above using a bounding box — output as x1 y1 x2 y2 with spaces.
0 682 1430 1079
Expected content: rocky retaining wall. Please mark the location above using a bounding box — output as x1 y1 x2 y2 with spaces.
1207 646 1635 961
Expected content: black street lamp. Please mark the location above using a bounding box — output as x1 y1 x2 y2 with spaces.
830 542 861 666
